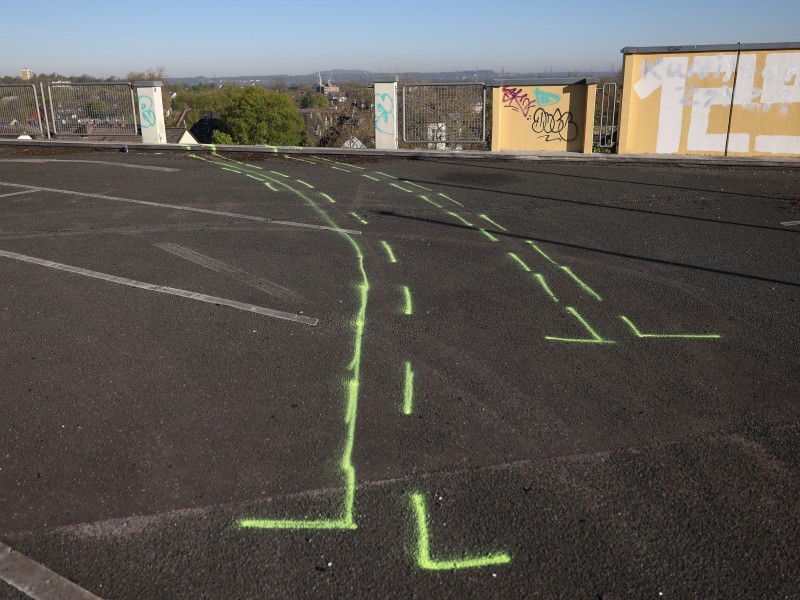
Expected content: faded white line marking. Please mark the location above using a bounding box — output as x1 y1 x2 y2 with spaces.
0 189 40 199
0 181 360 235
155 243 301 301
0 248 318 325
0 542 103 600
0 159 178 171
781 220 800 226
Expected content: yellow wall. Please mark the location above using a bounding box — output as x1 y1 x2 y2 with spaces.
492 84 595 153
619 49 800 156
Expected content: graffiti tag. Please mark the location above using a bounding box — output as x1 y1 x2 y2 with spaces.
502 86 537 118
531 108 578 142
139 95 156 129
374 93 395 136
534 88 561 107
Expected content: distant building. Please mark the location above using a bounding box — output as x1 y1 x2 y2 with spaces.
20 67 34 81
315 72 340 95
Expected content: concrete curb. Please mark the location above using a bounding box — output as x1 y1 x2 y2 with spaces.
0 139 797 168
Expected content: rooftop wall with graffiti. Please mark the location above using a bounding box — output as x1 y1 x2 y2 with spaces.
491 79 596 153
617 43 800 157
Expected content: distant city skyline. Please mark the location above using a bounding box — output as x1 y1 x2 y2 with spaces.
2 0 798 79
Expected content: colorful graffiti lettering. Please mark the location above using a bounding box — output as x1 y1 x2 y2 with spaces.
502 86 537 118
374 93 395 136
534 88 561 106
531 108 578 142
138 95 156 129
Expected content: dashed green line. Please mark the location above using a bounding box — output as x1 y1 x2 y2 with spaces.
351 212 368 225
545 306 614 344
410 492 511 570
375 171 397 179
380 240 398 263
479 214 507 231
438 193 464 207
402 285 413 315
533 273 559 303
479 228 499 242
526 241 560 266
402 361 415 415
319 192 336 204
560 266 603 302
620 316 721 339
362 174 380 181
283 154 317 164
507 252 531 272
447 211 473 227
296 179 315 189
418 195 444 209
404 181 432 192
263 182 279 192
390 183 414 193
271 171 290 178
221 167 242 174
246 173 263 182
331 166 351 173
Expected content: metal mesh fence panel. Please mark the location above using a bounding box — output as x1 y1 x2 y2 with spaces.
595 82 619 148
402 84 485 145
0 85 43 136
48 83 137 135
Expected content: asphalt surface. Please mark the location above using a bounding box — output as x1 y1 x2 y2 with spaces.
0 145 798 599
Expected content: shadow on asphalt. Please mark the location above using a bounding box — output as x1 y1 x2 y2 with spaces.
375 209 800 289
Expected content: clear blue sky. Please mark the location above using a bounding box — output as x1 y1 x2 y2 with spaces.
2 0 798 78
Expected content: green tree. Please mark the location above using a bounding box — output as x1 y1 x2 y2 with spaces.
86 99 109 119
300 93 329 109
218 87 305 146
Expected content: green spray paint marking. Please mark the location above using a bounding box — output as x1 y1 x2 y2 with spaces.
362 174 380 182
316 157 364 170
403 361 415 415
246 174 263 182
375 171 397 179
525 241 560 266
479 214 507 231
404 181 432 192
296 179 315 189
533 273 559 303
196 157 368 530
351 212 368 225
390 183 414 193
221 167 243 174
402 285 413 315
620 316 722 339
271 171 290 178
438 193 464 207
319 192 336 204
330 166 351 173
447 211 473 228
380 240 398 263
545 306 614 344
263 182 280 192
410 492 511 570
479 228 499 242
283 154 317 165
418 195 444 209
560 266 603 302
508 252 531 272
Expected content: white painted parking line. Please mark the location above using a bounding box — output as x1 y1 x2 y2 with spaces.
0 159 178 171
0 248 319 325
0 542 103 600
781 220 800 226
0 181 360 235
155 242 301 301
0 189 40 199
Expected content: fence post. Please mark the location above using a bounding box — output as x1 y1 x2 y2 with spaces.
133 81 167 144
373 77 398 150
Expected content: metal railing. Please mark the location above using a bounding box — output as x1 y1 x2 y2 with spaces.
402 83 486 146
48 82 138 135
0 84 44 137
595 82 619 149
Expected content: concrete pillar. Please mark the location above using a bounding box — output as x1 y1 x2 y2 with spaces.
133 81 167 144
374 77 398 149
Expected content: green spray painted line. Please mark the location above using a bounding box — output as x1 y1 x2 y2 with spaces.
200 159 368 530
296 179 315 189
319 192 336 204
418 195 443 209
560 266 603 302
264 182 279 192
221 167 243 174
479 214 507 231
438 193 464 207
479 228 499 242
362 174 380 182
404 180 432 192
380 240 398 263
447 211 473 228
390 183 414 193
271 171 290 178
410 492 511 570
533 273 559 303
620 316 722 339
402 285 413 315
283 154 317 165
508 252 531 272
525 241 560 266
545 306 614 344
403 361 415 415
316 157 365 170
331 166 351 172
350 212 368 225
246 173 263 182
375 171 397 179
208 150 264 171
